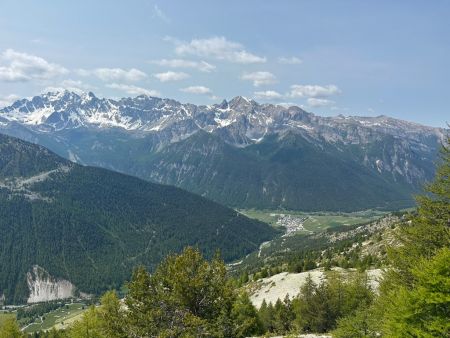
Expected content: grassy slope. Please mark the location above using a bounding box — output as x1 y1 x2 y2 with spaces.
22 303 87 333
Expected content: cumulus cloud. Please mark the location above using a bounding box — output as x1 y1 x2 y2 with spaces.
241 71 276 87
288 84 341 98
278 102 300 108
78 68 147 82
43 79 95 94
0 94 20 107
107 83 160 97
0 49 68 82
150 59 215 73
278 56 302 64
307 98 334 107
153 71 189 82
180 86 212 94
254 90 283 100
174 37 266 64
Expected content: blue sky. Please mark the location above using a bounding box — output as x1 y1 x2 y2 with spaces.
0 0 448 127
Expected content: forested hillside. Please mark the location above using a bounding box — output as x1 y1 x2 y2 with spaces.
147 130 417 211
0 134 277 304
2 137 447 337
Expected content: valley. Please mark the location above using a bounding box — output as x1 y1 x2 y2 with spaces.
0 1 448 336
239 209 388 233
0 129 446 337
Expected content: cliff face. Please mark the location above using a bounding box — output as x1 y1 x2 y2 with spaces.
26 265 75 303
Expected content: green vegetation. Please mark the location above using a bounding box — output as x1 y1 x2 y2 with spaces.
17 302 65 327
0 135 447 337
333 138 450 337
146 130 420 211
15 248 265 338
21 303 87 333
0 312 16 327
0 316 23 338
240 208 386 231
0 134 277 304
302 212 383 232
230 214 395 282
3 248 375 337
257 271 374 335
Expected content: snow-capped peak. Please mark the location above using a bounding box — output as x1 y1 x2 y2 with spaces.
0 91 445 147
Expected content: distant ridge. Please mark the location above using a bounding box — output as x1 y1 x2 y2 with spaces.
0 91 446 211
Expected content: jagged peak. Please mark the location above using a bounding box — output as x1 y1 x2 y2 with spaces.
43 90 80 101
216 99 229 110
229 96 258 111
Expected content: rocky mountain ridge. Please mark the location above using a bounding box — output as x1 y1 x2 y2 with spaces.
0 91 446 211
0 91 443 145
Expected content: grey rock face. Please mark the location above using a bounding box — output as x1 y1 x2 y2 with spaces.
0 91 446 210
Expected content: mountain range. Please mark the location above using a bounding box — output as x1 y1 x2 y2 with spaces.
0 133 276 304
0 91 446 211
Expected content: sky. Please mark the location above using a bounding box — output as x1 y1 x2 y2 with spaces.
0 0 448 127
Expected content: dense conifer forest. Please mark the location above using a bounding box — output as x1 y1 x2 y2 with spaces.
0 134 277 304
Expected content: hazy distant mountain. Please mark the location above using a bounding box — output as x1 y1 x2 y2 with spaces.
0 133 276 304
0 91 445 211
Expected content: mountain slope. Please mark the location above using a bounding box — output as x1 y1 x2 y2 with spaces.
0 134 277 304
145 130 414 211
0 92 445 211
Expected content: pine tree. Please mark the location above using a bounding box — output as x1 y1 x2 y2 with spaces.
257 299 272 333
98 290 126 338
0 318 24 338
292 273 317 332
231 292 262 337
376 139 450 336
381 248 450 336
332 305 378 338
273 295 294 334
68 306 104 338
125 247 235 337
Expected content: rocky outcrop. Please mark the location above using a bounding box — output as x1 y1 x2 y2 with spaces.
26 265 75 303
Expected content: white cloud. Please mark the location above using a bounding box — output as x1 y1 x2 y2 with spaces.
278 102 300 108
288 84 341 98
43 79 94 94
78 68 147 82
0 49 68 82
241 71 276 87
107 83 160 97
175 37 266 64
254 90 283 100
278 56 302 65
153 71 189 82
180 86 212 94
0 94 20 108
75 69 91 77
150 59 215 73
153 4 170 23
307 98 334 107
